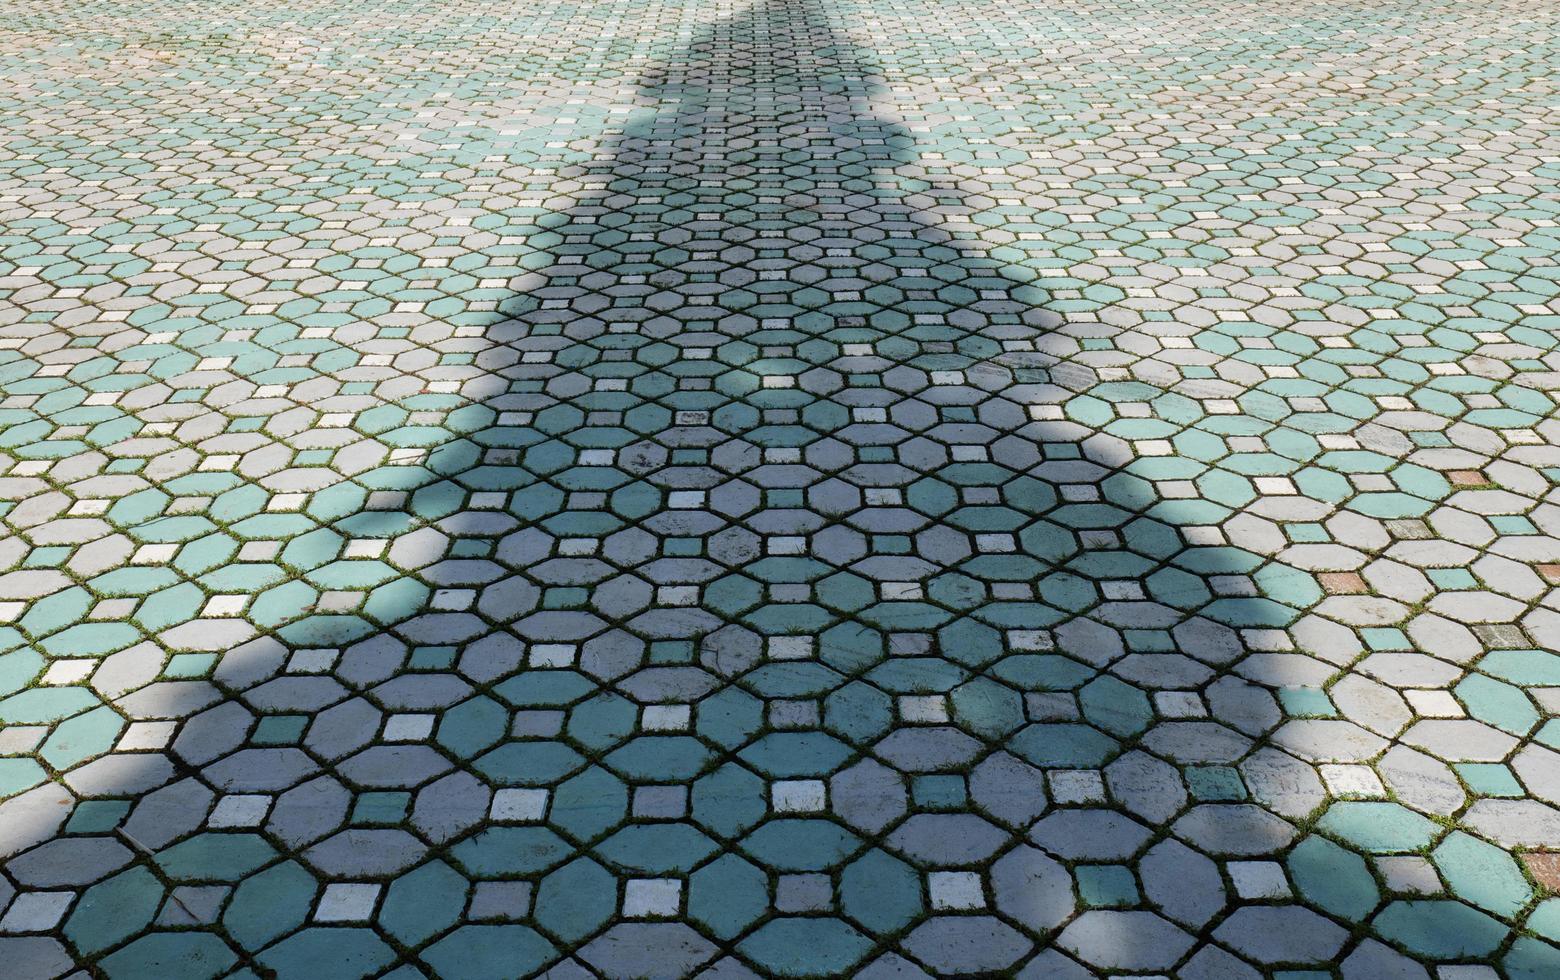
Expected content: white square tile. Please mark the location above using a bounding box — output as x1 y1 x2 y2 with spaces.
315 883 380 922
1319 764 1386 798
208 794 271 828
531 644 576 668
1438 967 1500 980
929 871 985 910
771 779 826 813
1154 691 1205 718
117 721 177 750
0 726 48 754
1048 770 1106 805
899 695 948 724
383 714 435 741
642 705 691 731
288 648 338 673
41 660 94 685
623 878 681 917
491 788 549 822
89 598 137 620
769 637 813 660
1405 689 1464 718
1228 861 1290 900
657 585 699 606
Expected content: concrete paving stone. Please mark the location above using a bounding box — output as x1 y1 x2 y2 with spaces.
1402 721 1519 762
1341 939 1432 980
412 771 493 844
1011 949 1096 980
903 916 1032 975
968 751 1048 828
265 776 352 848
1212 905 1349 965
1239 748 1327 818
1380 745 1467 817
6 839 131 888
1172 805 1297 857
1139 838 1226 928
0 937 75 979
1031 809 1152 861
0 892 75 933
1105 750 1188 825
1271 720 1389 763
304 828 427 877
989 845 1074 934
1056 910 1194 972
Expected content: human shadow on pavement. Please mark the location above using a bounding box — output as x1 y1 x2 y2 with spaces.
20 1 1384 977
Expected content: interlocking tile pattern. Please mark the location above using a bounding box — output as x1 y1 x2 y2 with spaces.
1 0 1559 975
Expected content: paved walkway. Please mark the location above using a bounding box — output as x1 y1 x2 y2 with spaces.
2 0 1559 976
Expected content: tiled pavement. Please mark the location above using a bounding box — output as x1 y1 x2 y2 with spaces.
1 0 1559 976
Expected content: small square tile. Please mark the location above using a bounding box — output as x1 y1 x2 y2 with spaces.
768 700 820 729
1278 687 1336 718
899 695 948 723
1186 766 1247 802
771 779 825 813
209 794 271 828
0 726 48 754
1075 865 1139 908
768 636 813 660
1154 691 1206 718
315 883 380 922
383 713 435 741
1228 861 1291 899
288 648 338 673
469 881 532 921
623 879 680 917
642 705 691 731
42 659 94 685
65 800 130 835
252 715 308 746
1523 852 1560 893
491 788 549 822
632 784 688 819
1405 689 1464 718
1377 855 1443 895
775 873 833 913
1437 968 1500 980
1318 572 1367 594
890 634 933 656
1319 764 1386 798
351 791 410 825
1048 770 1106 805
117 721 177 751
1025 692 1078 721
156 886 230 926
929 871 985 910
530 644 577 668
912 775 967 810
0 892 74 932
1456 763 1524 797
511 710 565 738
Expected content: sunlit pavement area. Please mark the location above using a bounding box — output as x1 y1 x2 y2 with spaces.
1 0 1559 976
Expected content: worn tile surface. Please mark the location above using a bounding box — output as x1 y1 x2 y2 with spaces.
1 0 1559 976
